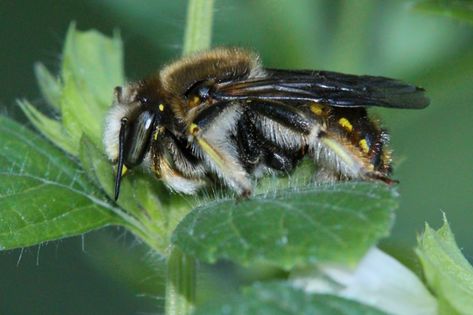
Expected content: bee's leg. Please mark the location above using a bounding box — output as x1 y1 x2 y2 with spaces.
235 110 264 172
235 111 299 177
190 102 252 197
150 127 206 194
242 101 313 173
263 144 305 173
311 131 373 181
313 167 342 182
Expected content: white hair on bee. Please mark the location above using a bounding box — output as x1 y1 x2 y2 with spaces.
255 116 306 151
103 84 139 162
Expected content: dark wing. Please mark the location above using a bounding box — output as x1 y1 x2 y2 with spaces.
211 69 430 109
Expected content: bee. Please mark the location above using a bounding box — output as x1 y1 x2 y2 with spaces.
103 47 429 200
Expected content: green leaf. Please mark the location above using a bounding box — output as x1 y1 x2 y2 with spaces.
18 99 77 155
61 23 124 109
194 282 389 315
24 23 125 154
79 135 138 212
83 231 166 297
60 23 124 149
34 62 62 110
78 135 175 253
0 116 123 250
413 0 473 24
416 215 473 315
172 183 397 270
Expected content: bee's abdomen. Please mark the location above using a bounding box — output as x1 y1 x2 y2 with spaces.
325 107 392 174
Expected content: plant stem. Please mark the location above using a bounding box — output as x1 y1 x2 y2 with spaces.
165 1 215 314
182 0 215 55
165 246 196 315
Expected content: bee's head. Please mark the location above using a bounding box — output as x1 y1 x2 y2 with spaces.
104 80 170 201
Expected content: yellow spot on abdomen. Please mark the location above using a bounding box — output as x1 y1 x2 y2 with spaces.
159 104 165 111
310 103 324 116
359 139 370 154
338 117 353 132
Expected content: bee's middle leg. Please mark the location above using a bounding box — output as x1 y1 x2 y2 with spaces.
245 100 314 171
189 102 252 196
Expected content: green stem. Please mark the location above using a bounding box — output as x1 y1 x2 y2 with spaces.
165 246 196 315
165 2 215 314
182 0 215 55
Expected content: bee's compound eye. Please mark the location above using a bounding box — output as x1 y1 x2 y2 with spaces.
124 110 156 167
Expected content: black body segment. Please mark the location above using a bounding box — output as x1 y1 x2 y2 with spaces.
192 101 233 130
235 110 264 172
248 100 313 134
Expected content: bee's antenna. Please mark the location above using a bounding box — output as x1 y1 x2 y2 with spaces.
115 118 128 201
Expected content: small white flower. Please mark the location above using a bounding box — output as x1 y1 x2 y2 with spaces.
291 247 437 315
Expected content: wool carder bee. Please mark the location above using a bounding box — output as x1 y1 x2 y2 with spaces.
103 48 429 200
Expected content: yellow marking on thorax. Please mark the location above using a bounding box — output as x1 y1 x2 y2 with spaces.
310 103 324 116
188 96 201 108
359 139 370 154
159 104 165 112
338 117 353 132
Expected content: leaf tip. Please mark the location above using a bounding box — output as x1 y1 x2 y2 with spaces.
67 21 77 35
441 211 448 225
112 28 123 43
16 98 28 109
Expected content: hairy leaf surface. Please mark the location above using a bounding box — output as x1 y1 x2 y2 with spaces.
0 116 122 250
173 183 397 269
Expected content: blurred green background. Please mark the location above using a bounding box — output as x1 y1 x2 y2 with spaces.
1 0 472 314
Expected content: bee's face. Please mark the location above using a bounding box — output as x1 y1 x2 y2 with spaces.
104 82 174 199
104 84 162 169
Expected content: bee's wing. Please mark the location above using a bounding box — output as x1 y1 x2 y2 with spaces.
212 69 430 109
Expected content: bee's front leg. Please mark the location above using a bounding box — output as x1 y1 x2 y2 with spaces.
150 127 206 194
